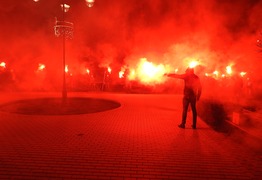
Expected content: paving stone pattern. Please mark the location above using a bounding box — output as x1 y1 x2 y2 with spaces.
0 93 261 179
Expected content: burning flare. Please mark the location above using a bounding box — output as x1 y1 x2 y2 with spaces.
65 65 69 73
107 67 112 74
0 62 6 68
240 72 246 77
85 0 95 8
119 67 125 78
37 63 45 71
189 60 199 68
128 58 169 84
213 70 219 76
226 65 232 75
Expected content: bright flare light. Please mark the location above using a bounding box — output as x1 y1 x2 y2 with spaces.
107 67 112 74
119 71 124 78
119 67 125 78
240 72 247 77
130 58 168 84
0 62 6 68
86 68 90 74
189 60 199 68
38 63 45 71
213 70 219 76
128 69 136 80
65 65 69 73
226 65 232 75
85 0 95 7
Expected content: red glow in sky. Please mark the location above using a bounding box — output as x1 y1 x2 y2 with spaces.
0 0 261 89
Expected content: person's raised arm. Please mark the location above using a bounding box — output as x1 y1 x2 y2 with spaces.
164 73 186 79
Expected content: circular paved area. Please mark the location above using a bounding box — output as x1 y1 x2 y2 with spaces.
0 97 121 115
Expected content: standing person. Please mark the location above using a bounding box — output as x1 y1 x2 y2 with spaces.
165 67 202 129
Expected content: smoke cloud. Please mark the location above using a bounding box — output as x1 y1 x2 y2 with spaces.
0 0 262 91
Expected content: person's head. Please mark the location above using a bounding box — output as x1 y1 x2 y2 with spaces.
185 67 194 74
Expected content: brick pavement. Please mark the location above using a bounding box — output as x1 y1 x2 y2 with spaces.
0 92 261 179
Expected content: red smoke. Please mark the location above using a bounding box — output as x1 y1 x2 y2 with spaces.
0 0 261 93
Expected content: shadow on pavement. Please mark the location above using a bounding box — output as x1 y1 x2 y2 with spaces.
0 97 121 115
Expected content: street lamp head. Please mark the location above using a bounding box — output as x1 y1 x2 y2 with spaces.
61 4 70 12
85 0 95 8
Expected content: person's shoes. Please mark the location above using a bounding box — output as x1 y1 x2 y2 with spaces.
178 124 185 129
191 125 196 129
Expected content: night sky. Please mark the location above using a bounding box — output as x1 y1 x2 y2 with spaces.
0 0 262 90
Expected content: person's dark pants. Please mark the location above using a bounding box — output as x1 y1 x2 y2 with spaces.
181 96 197 127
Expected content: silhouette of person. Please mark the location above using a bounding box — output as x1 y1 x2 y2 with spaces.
165 67 202 129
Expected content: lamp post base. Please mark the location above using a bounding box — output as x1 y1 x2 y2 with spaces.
62 89 67 103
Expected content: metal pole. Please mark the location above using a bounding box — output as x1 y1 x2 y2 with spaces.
62 4 67 101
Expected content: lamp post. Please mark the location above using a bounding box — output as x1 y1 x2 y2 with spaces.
54 3 73 101
33 0 95 101
53 0 95 101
